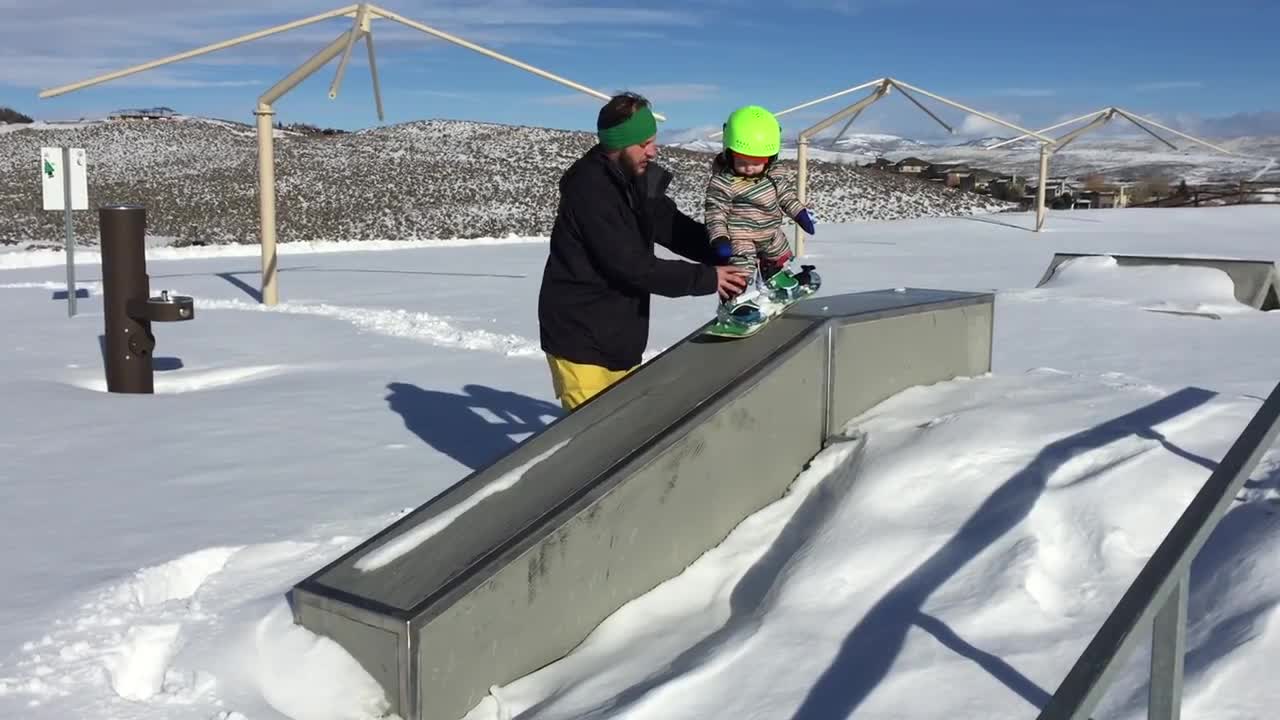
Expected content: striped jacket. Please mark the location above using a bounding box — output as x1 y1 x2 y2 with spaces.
703 153 806 247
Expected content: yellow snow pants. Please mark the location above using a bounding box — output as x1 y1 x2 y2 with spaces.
546 354 635 411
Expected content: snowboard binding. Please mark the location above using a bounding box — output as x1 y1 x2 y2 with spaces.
764 264 821 302
705 262 822 339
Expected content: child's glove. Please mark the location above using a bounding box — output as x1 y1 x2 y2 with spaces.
711 236 733 264
794 209 816 235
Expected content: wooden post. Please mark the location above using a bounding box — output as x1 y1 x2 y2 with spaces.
1035 145 1049 232
796 136 809 256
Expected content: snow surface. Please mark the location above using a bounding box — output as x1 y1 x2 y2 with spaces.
1 205 1279 720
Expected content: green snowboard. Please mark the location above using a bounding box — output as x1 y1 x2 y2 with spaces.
702 265 821 339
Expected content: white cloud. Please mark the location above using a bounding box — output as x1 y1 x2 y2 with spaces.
958 112 1024 137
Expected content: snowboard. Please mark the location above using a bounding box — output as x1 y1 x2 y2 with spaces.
702 264 821 339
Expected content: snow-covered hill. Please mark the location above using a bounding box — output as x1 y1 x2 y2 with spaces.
0 117 1011 248
671 130 1280 185
826 132 932 155
908 134 1280 185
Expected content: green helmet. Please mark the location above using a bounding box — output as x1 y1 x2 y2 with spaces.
723 105 781 158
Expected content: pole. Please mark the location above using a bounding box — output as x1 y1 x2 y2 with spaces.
797 136 810 256
256 104 279 306
99 204 154 394
255 30 358 306
38 5 360 98
1036 144 1049 232
61 146 77 317
372 6 665 120
1148 573 1189 720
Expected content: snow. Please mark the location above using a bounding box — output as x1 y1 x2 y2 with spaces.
1037 255 1253 318
0 235 550 270
1 204 1279 720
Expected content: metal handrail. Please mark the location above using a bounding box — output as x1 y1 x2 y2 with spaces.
1037 381 1280 720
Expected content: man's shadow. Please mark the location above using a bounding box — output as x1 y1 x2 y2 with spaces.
385 382 564 471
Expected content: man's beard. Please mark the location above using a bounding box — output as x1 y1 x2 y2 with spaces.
618 152 646 177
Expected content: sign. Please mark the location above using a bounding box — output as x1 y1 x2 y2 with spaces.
41 147 89 317
41 147 88 211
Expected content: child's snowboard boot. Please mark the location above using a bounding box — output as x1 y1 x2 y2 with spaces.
762 262 821 303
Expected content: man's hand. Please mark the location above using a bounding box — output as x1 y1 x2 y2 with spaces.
715 265 751 299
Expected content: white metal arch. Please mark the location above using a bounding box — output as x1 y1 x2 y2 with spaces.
709 77 1055 253
40 3 661 305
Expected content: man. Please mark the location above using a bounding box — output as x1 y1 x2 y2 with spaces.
538 92 750 411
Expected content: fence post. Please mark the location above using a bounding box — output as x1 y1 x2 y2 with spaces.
1148 571 1189 720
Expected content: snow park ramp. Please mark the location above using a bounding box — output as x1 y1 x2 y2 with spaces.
1037 252 1280 310
288 288 995 720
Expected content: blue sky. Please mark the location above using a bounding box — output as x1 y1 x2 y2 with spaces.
2 0 1277 141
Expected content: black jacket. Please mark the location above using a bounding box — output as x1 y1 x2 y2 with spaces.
538 145 719 370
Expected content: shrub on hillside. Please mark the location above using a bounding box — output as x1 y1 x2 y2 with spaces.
0 107 33 124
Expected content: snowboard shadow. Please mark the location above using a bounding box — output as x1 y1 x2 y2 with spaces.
386 382 563 472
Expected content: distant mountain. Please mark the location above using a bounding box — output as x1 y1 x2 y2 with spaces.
0 115 1012 247
672 127 1280 185
667 131 931 157
825 132 932 155
946 136 1038 150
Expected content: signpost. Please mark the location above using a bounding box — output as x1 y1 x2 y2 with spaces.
41 146 88 316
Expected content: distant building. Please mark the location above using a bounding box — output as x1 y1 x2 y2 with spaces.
924 163 965 181
894 157 930 174
971 169 1001 191
109 106 180 121
1027 176 1073 200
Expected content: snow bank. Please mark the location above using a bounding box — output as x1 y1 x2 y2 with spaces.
0 540 400 720
1036 255 1255 317
463 370 1278 720
249 603 397 720
197 298 543 358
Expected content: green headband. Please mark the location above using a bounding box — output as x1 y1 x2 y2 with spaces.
598 105 657 150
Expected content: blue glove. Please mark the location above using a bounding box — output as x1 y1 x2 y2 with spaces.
711 236 733 264
795 209 815 235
